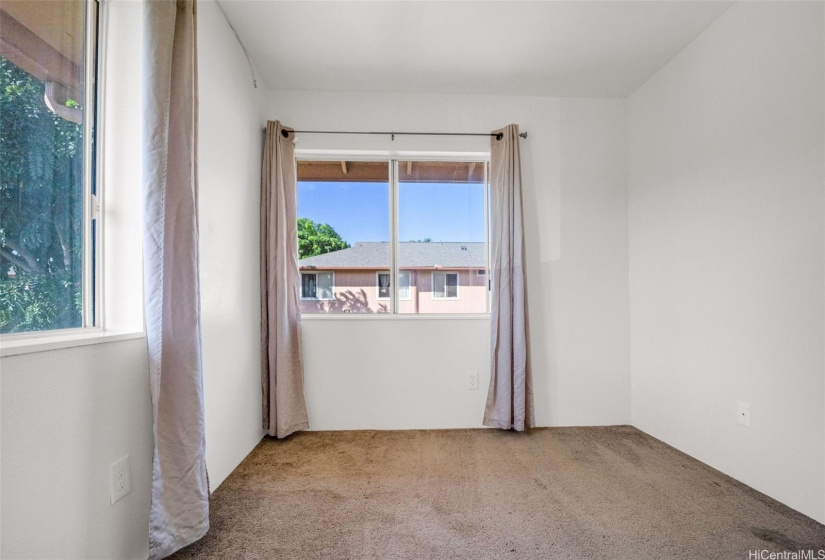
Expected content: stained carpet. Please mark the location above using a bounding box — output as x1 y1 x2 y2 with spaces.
170 426 825 559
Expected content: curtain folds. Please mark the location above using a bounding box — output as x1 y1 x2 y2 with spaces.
261 121 310 438
483 124 535 432
142 1 209 558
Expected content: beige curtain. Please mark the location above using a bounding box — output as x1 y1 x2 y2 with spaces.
261 121 310 438
142 1 209 558
483 124 535 431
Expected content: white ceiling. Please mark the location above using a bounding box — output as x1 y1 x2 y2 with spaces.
219 0 734 98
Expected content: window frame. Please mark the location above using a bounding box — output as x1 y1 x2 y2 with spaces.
376 271 391 300
377 270 411 301
301 271 335 301
295 150 491 317
0 0 102 341
431 271 460 300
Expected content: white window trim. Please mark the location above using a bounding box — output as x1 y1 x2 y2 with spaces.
301 271 335 301
83 0 102 332
431 271 460 300
0 330 145 358
376 271 411 301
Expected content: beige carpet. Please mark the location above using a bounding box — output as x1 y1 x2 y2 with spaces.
170 426 825 559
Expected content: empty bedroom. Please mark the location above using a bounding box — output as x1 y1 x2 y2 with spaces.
1 0 824 558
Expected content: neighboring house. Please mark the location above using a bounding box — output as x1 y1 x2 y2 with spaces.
299 242 487 314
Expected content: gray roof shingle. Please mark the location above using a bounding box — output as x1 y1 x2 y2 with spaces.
299 242 485 269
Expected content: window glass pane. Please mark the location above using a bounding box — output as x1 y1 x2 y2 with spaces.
398 271 411 300
433 273 446 298
0 1 90 333
446 273 458 298
301 273 317 299
377 273 390 299
317 272 334 300
398 161 487 314
297 161 390 314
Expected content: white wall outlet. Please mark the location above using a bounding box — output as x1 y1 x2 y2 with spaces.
736 401 751 427
467 371 479 390
110 455 132 504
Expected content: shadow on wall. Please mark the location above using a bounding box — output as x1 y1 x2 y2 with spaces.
306 289 389 314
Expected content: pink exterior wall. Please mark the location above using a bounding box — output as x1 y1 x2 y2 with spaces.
299 269 488 314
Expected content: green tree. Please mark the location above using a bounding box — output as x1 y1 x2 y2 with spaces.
298 218 349 259
0 56 84 333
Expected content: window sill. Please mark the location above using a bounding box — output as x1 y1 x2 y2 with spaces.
0 330 146 358
301 314 490 321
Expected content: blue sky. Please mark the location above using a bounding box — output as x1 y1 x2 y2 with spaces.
298 181 486 244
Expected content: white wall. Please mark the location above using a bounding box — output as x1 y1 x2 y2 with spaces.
553 98 631 426
628 1 825 523
1 341 152 560
197 0 266 488
1 2 152 558
269 90 630 429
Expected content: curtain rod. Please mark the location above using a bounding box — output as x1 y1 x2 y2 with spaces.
274 129 528 141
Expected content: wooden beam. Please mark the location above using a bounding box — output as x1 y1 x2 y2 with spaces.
298 161 389 182
0 8 83 97
297 160 486 183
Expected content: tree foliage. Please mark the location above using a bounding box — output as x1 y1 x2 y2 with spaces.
298 218 349 259
0 56 83 333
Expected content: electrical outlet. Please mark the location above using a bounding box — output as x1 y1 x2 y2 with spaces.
736 401 751 428
467 371 479 390
110 455 132 504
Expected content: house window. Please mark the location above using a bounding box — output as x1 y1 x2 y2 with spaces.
477 269 486 277
0 1 99 334
377 271 410 300
377 273 390 299
398 160 487 314
297 157 488 315
301 272 334 300
432 272 459 299
297 161 390 314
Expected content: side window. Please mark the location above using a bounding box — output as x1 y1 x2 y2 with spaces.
377 273 391 299
301 272 334 300
432 272 459 299
378 271 410 300
0 0 98 334
301 273 317 299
